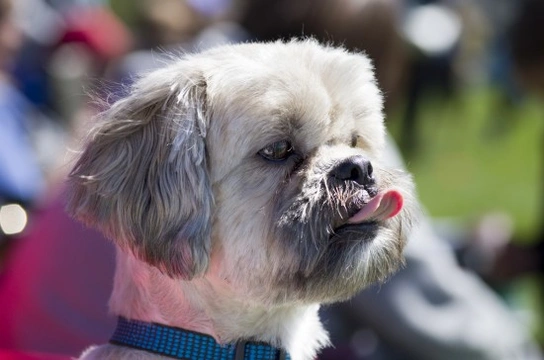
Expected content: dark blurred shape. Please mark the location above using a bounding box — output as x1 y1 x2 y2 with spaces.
476 0 544 285
399 2 461 154
510 0 544 248
130 0 208 49
240 0 407 112
510 0 544 99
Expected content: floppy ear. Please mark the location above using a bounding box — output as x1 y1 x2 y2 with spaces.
67 65 213 279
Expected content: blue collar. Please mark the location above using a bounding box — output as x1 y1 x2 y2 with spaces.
110 317 291 360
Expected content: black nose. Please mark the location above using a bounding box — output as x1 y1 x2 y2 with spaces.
331 156 375 187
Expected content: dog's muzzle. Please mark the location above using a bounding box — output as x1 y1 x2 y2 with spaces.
329 155 404 230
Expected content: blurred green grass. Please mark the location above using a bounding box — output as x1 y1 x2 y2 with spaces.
389 86 543 241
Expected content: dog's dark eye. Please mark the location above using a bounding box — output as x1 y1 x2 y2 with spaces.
258 140 294 161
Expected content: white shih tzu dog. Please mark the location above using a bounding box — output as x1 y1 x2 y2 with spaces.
67 39 415 360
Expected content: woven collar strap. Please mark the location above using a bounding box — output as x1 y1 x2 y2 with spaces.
110 317 290 360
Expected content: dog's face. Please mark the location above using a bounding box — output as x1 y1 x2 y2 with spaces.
68 40 415 307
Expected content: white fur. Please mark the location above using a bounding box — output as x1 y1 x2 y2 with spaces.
69 39 414 360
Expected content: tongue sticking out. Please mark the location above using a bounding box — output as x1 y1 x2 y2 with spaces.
347 189 404 224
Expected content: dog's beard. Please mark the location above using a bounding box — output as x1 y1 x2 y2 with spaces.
274 172 407 303
218 165 411 306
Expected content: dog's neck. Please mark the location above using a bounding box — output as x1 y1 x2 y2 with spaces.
109 251 330 360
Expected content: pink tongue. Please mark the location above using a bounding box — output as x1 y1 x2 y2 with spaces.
347 189 403 224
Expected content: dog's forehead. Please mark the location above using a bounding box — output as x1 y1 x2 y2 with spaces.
201 41 385 178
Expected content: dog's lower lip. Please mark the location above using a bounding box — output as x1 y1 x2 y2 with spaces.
332 221 379 239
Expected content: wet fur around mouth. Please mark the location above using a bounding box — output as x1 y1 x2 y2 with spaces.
272 171 404 291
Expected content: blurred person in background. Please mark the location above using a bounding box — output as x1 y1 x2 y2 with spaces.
0 1 542 360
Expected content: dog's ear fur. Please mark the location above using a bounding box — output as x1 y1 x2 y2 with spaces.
66 65 213 279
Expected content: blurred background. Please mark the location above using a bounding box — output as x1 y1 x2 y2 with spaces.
0 0 543 359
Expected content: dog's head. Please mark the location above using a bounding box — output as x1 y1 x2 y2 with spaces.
67 39 415 306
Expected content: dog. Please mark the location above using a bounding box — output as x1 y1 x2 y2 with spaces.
66 39 416 360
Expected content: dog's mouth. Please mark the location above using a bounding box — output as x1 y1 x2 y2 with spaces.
348 189 403 223
332 189 404 236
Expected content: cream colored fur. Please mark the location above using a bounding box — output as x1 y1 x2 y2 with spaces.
67 39 415 360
